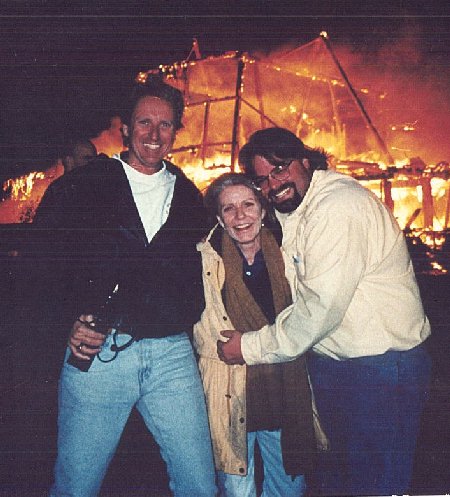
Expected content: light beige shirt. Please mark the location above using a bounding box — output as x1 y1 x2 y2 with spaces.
242 170 430 364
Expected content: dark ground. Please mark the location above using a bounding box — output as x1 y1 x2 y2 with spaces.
0 243 449 497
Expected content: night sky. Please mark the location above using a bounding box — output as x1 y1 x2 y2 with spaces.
1 1 449 179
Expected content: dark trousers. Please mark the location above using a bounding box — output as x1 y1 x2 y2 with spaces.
308 343 431 496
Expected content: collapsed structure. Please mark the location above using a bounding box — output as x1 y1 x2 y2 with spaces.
2 33 449 242
134 33 449 236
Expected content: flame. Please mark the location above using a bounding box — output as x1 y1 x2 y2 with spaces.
4 172 46 201
419 231 447 249
169 152 232 192
1 164 63 223
431 261 447 274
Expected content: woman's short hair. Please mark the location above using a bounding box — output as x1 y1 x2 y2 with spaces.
204 172 268 225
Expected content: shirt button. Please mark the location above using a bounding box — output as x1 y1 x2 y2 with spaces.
245 270 251 276
223 316 228 321
239 467 245 474
206 271 211 276
239 417 245 423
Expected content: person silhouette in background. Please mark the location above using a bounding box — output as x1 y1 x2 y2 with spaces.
61 138 97 173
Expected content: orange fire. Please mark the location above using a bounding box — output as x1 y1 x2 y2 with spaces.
1 35 449 241
4 171 46 201
0 116 125 224
1 165 63 223
91 116 124 158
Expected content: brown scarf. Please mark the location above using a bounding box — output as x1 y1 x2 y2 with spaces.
222 227 316 475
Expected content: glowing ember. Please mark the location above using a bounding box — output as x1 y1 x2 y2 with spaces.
430 261 447 274
419 232 447 249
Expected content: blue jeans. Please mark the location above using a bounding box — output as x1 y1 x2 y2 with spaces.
217 430 306 497
308 343 431 496
49 332 217 497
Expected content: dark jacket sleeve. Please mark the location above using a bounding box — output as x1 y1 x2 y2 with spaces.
32 176 78 323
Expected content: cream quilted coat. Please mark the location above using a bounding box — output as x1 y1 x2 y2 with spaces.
193 227 329 476
193 227 250 476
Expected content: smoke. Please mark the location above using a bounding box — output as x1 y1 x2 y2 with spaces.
329 22 450 164
252 22 450 165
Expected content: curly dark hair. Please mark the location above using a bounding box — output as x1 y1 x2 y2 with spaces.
121 76 185 131
239 127 329 175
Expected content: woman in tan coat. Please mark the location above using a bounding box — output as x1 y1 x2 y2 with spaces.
194 173 316 497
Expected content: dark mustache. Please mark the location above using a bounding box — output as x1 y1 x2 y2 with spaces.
268 182 296 201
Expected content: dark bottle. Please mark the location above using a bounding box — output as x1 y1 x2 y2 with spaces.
67 283 120 372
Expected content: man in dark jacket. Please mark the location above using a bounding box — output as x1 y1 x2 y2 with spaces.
34 78 217 497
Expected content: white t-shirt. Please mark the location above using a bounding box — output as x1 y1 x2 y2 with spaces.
114 154 176 243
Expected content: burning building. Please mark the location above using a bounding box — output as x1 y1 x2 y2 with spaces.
135 33 449 236
1 34 449 250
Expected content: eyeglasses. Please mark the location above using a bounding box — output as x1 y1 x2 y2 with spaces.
252 160 294 190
